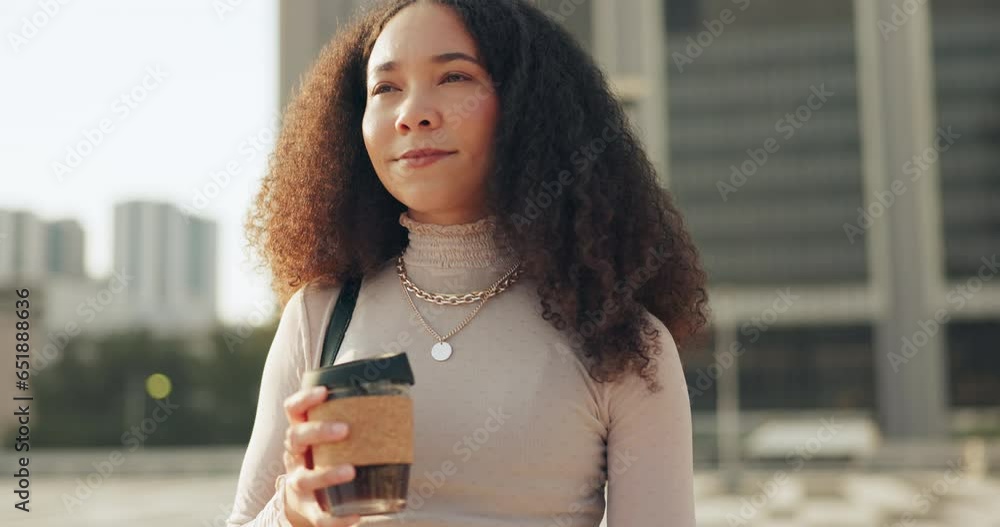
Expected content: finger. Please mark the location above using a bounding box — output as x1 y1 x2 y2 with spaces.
283 386 329 424
315 513 363 526
286 464 356 495
306 498 363 527
284 421 350 457
283 449 304 473
291 468 362 527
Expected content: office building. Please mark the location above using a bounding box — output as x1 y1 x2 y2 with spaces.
277 0 1000 440
113 200 218 334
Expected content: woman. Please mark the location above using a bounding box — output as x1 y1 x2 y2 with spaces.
230 0 708 525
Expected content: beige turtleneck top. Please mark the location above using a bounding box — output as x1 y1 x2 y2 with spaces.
226 211 695 527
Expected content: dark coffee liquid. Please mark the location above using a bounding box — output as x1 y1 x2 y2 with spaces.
316 464 411 516
303 353 416 517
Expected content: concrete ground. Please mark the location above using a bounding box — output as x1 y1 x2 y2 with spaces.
4 447 1000 526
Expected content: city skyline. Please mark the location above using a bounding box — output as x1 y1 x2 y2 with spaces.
0 201 220 335
0 0 280 327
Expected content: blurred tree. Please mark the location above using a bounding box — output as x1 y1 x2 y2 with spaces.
3 320 278 447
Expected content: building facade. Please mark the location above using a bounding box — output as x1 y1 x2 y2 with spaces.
276 0 1000 443
113 201 218 334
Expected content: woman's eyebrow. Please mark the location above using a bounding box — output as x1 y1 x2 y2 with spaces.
370 51 482 74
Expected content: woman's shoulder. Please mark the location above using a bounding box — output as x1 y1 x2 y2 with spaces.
295 263 395 362
297 279 344 345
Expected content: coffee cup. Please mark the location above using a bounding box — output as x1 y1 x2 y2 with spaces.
301 352 416 516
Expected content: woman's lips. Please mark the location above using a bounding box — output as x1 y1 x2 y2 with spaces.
397 151 455 169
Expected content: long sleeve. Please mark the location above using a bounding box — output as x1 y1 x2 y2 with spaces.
226 285 311 527
601 312 696 527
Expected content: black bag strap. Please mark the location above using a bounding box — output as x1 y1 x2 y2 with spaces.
319 275 363 368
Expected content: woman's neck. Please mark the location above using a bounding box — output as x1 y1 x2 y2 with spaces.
398 210 518 270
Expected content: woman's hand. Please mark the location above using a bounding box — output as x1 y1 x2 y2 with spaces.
282 386 361 527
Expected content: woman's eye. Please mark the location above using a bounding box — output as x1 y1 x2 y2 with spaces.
372 74 468 95
442 73 469 83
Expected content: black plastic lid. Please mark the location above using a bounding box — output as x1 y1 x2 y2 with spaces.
302 351 415 389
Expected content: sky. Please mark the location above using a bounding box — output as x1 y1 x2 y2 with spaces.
0 0 280 326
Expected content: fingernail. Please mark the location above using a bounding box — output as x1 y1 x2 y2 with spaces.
313 386 327 396
337 464 354 478
328 422 347 435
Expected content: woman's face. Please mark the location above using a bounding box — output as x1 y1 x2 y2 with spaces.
362 2 499 225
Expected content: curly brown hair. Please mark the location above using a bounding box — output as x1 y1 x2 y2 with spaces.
246 0 710 393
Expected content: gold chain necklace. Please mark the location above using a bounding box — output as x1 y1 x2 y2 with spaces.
396 254 523 361
396 254 522 305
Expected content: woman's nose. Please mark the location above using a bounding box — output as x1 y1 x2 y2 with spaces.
395 98 442 133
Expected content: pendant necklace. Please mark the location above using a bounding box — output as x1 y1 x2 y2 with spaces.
396 254 522 361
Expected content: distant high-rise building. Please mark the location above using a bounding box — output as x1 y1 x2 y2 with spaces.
0 205 217 336
0 210 47 282
113 201 218 333
46 219 85 277
0 212 86 281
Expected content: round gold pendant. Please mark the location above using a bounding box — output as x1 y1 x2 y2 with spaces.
431 341 453 361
